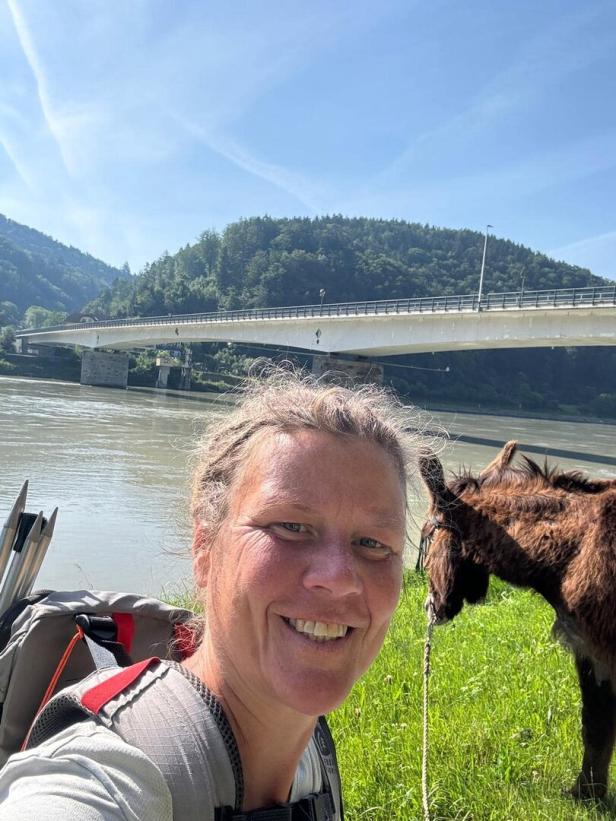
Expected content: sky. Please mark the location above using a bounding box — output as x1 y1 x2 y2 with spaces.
1 0 615 280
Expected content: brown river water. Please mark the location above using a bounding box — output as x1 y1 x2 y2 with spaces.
0 376 614 596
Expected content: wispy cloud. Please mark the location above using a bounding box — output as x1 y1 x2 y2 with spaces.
0 132 34 188
0 101 34 187
548 229 616 279
549 230 616 257
6 0 73 174
174 114 324 213
338 128 616 221
377 5 614 183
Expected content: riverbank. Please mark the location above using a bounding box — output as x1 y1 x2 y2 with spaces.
3 363 614 427
420 398 616 426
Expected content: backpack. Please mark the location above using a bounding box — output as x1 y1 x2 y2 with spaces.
0 589 343 820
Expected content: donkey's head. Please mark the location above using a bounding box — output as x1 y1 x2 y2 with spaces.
419 451 490 624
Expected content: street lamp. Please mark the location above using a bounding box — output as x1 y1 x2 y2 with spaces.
477 224 493 307
319 288 326 309
519 266 526 307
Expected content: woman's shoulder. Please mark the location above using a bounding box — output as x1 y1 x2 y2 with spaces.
0 718 172 820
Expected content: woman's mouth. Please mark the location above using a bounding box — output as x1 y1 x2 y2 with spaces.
284 617 350 642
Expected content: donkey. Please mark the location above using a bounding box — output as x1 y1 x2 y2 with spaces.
419 441 616 800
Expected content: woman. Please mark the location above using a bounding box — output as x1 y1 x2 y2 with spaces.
0 371 420 819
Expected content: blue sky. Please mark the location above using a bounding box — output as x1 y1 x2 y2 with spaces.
1 0 615 280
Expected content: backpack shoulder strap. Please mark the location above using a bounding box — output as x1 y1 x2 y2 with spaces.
29 660 238 821
315 716 344 821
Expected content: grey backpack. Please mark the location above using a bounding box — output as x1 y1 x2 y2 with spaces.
0 589 192 766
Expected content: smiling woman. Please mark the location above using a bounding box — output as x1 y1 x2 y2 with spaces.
0 368 424 821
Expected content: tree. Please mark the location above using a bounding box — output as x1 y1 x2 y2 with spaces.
0 327 16 353
0 301 20 326
23 305 68 329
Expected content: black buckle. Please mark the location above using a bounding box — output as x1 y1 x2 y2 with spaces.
75 613 118 643
74 613 131 667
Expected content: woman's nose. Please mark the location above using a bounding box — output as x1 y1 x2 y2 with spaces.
302 539 362 597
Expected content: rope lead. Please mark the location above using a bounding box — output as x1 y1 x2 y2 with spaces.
422 607 435 821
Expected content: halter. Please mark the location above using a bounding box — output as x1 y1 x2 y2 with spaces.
415 515 462 571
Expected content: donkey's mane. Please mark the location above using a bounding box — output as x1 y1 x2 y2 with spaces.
449 454 605 497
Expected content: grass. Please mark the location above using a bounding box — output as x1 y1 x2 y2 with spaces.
329 573 615 821
168 575 615 820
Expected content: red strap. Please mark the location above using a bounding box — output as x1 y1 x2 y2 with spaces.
112 612 135 654
81 658 160 714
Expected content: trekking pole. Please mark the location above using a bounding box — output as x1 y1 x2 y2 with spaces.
0 481 28 584
17 507 57 600
0 511 45 616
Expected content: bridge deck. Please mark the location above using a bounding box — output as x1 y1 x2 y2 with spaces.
15 285 616 357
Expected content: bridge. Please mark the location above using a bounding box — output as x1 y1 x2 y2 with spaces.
16 285 616 387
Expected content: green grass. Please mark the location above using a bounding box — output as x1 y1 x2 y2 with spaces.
329 573 616 820
168 576 615 819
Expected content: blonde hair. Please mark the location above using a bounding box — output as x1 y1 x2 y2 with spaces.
191 366 423 546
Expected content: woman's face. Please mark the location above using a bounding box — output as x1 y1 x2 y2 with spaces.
196 429 406 717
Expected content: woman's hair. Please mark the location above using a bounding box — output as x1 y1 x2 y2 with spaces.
190 365 424 546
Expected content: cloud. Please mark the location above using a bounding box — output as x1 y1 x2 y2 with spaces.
6 0 74 175
173 114 324 213
337 128 616 222
0 133 34 188
377 5 614 183
0 101 36 187
548 230 616 278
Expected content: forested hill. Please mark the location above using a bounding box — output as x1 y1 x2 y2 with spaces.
86 216 605 318
0 214 126 317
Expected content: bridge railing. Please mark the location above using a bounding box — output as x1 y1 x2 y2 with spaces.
16 284 616 336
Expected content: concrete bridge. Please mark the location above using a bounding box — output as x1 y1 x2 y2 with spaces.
16 285 616 387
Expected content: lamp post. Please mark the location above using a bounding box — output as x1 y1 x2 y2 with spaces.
319 288 326 309
477 224 493 308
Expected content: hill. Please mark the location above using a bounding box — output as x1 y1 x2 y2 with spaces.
86 216 605 318
0 214 126 318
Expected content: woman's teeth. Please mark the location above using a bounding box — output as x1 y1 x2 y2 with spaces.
287 618 348 641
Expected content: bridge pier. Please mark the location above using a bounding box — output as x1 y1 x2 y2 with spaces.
156 364 192 390
80 350 129 389
155 354 192 391
312 354 383 384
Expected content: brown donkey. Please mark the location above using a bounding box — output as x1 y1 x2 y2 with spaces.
419 441 616 800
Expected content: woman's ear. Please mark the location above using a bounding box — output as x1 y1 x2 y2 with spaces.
192 526 211 589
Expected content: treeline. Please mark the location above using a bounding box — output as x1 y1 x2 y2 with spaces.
83 216 616 418
0 213 127 319
86 216 603 316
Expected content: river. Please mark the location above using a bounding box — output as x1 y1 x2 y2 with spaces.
0 376 614 596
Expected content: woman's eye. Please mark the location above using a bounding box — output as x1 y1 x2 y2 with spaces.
275 522 308 534
356 536 391 555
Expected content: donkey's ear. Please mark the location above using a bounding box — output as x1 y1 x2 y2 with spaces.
479 440 517 479
419 450 449 505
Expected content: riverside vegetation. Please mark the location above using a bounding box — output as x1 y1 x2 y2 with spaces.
172 573 615 820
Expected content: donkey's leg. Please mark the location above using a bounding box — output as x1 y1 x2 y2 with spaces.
571 655 616 800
